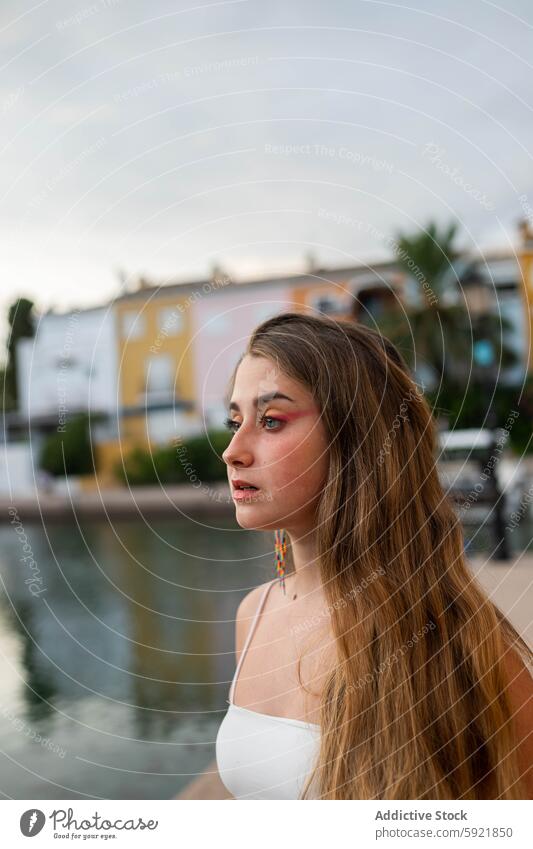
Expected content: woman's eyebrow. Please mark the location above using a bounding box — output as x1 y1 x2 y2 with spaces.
229 392 296 412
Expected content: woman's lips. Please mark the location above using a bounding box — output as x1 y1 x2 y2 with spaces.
232 487 262 502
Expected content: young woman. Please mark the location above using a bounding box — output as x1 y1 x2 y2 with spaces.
215 311 533 800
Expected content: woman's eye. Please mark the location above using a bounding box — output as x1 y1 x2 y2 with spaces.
223 416 283 433
261 415 283 430
224 417 240 433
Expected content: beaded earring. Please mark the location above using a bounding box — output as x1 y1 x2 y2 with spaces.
274 528 287 594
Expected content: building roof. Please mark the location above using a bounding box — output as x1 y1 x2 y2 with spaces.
114 258 403 303
37 250 523 317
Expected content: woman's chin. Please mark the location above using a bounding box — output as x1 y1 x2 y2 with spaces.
234 509 279 532
235 515 269 531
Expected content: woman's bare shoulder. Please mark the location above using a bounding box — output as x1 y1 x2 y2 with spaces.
234 580 274 657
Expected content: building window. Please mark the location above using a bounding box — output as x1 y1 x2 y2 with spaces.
359 292 386 320
206 314 230 334
121 310 145 339
157 307 184 335
55 357 77 369
145 355 174 400
309 293 349 315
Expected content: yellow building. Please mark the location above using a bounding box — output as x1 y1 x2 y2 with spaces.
93 264 407 486
95 282 200 485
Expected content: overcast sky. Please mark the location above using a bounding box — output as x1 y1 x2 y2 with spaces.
1 0 532 350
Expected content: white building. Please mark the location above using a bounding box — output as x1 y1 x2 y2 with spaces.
0 305 119 496
17 305 118 419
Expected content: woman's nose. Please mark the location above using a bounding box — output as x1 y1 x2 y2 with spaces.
222 429 254 467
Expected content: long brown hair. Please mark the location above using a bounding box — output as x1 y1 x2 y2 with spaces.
226 310 532 799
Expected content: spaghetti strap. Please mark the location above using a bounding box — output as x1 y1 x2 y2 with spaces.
228 579 276 704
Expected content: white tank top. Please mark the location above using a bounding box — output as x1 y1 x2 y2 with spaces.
216 579 322 799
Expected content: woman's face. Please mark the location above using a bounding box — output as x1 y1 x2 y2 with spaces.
222 354 330 534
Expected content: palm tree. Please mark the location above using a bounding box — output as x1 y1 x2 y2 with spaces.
372 220 517 389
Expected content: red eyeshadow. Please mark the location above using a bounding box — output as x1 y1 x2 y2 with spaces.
277 408 316 422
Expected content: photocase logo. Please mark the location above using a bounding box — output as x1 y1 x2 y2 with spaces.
20 809 45 836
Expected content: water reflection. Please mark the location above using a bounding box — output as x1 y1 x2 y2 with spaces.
0 516 273 798
0 511 530 798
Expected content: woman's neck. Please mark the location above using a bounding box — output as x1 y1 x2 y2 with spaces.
284 530 323 598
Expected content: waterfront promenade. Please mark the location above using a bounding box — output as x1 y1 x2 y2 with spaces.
3 455 533 523
0 481 233 521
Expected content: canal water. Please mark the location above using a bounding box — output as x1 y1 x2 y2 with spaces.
0 515 274 799
0 510 531 799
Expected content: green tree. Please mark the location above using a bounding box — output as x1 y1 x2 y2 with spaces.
116 430 230 486
373 220 517 387
397 219 459 287
40 413 95 476
0 363 15 411
6 297 35 407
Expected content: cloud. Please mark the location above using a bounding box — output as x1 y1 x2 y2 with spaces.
1 0 531 327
